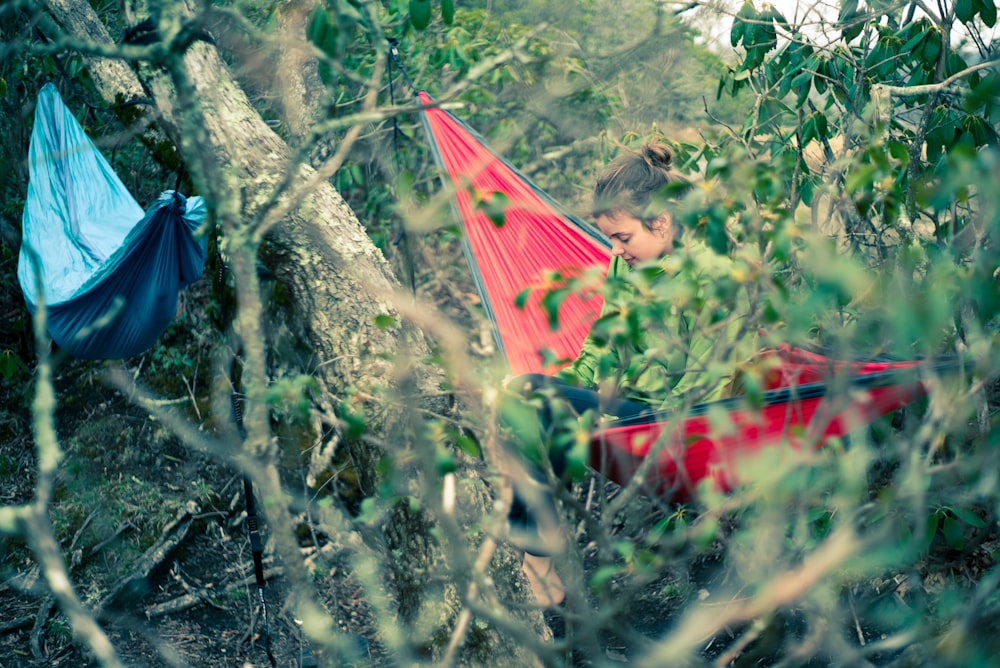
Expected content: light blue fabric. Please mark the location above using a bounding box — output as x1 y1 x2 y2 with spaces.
17 83 208 360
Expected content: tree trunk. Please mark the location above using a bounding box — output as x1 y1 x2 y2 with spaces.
38 0 544 663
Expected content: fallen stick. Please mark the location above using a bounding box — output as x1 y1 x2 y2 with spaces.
98 502 198 615
144 567 284 619
0 614 35 633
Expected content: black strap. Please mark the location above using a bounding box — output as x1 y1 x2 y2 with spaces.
242 477 275 667
216 233 277 668
173 163 185 197
386 37 417 294
387 37 417 91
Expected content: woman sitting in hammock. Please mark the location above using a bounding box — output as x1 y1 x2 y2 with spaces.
504 141 758 604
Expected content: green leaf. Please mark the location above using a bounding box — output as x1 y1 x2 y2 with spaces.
357 497 382 525
948 505 987 528
452 431 482 458
0 350 25 379
731 1 756 47
539 287 568 329
349 164 363 185
900 27 929 54
980 0 997 26
843 25 865 44
435 449 457 475
845 163 876 193
955 0 975 23
705 217 730 255
792 71 813 107
729 0 757 47
374 314 395 329
692 514 720 549
340 401 367 439
841 12 865 42
888 140 910 166
801 114 816 146
441 0 455 25
838 0 858 23
921 31 941 64
963 115 995 147
941 513 965 549
946 52 969 78
514 287 531 309
798 173 815 207
410 0 432 29
730 18 746 48
397 170 415 198
589 565 621 592
478 191 510 227
306 6 329 47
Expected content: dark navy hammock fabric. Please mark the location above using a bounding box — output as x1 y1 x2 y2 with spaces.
17 83 207 360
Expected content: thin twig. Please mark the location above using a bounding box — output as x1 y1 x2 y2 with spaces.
873 58 999 97
87 521 137 559
0 615 35 633
712 616 767 667
144 567 283 619
29 597 55 661
441 537 500 665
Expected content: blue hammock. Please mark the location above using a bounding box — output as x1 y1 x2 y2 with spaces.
17 83 208 360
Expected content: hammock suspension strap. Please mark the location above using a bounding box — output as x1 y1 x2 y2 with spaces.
215 236 277 668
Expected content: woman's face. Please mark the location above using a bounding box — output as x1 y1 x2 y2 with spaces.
595 211 674 267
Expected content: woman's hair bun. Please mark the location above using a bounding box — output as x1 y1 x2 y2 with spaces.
592 139 681 220
641 142 673 171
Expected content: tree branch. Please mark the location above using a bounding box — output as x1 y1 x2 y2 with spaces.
873 58 1000 97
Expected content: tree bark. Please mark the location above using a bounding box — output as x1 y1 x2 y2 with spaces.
40 0 146 104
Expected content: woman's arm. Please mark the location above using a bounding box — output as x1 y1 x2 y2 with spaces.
555 256 630 388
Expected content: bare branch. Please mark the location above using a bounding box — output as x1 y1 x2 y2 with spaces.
873 58 1000 97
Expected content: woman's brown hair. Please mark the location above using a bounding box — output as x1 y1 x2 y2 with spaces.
592 142 684 227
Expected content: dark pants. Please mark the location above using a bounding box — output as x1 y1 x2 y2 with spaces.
505 374 651 554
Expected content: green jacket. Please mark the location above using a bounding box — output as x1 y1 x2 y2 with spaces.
558 240 757 411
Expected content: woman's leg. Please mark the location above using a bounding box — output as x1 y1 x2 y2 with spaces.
504 374 650 555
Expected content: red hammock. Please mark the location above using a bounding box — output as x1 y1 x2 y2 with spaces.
418 90 610 375
417 93 947 498
593 345 932 499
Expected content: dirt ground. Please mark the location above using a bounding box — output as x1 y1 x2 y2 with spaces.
0 319 691 668
0 248 392 668
0 355 648 668
0 369 389 668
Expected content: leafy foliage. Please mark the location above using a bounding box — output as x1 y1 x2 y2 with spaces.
722 0 999 257
2 0 1000 665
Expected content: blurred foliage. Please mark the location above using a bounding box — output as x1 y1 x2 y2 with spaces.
2 0 1000 665
359 0 1000 662
502 1 1000 663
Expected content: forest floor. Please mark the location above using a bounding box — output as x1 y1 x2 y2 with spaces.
0 365 706 668
0 262 388 667
0 353 383 668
